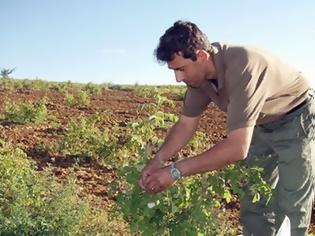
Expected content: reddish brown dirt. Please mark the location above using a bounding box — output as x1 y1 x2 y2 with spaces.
0 87 313 233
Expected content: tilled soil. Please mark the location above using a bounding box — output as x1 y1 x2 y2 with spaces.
0 87 313 233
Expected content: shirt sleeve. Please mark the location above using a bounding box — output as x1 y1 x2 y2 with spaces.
181 86 212 117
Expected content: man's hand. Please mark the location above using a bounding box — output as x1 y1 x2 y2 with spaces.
141 166 175 194
139 158 163 190
138 114 201 193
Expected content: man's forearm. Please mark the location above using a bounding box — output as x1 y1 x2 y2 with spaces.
176 137 242 176
155 120 198 162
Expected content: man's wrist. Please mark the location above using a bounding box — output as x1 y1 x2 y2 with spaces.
155 158 164 167
176 160 188 177
170 162 182 180
153 154 164 167
154 152 166 167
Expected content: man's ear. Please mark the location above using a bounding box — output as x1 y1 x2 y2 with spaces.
196 49 210 61
175 51 183 57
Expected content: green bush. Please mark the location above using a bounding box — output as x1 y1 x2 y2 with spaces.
110 105 272 235
0 98 48 124
83 82 102 95
59 116 118 164
0 140 126 235
65 90 90 107
114 160 234 235
65 93 75 106
20 78 51 91
134 86 160 98
113 157 271 236
77 90 90 106
0 78 15 90
184 131 210 155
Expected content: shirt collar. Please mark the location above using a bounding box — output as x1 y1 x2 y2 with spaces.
211 42 225 90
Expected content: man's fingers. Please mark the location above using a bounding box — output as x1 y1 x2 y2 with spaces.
139 177 145 190
144 177 160 194
143 173 152 187
139 168 150 189
149 185 162 194
140 171 151 188
145 184 157 194
139 162 162 193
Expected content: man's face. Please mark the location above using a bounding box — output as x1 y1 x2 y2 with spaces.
167 51 209 88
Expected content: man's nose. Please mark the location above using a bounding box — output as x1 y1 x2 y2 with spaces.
175 71 185 83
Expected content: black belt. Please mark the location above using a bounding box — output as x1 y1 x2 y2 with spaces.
286 99 307 115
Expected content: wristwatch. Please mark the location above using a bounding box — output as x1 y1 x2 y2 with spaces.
170 162 182 180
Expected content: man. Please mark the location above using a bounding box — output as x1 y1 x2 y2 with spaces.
138 20 315 235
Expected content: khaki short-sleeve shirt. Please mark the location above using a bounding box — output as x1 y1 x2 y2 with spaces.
182 43 310 132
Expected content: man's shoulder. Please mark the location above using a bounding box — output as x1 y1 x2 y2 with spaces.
212 42 280 74
212 42 270 57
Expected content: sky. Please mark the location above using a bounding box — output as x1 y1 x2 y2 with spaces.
1 1 315 87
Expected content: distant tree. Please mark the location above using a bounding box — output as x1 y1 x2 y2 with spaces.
1 67 15 79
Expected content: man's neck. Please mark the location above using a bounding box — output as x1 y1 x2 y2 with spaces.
205 54 218 81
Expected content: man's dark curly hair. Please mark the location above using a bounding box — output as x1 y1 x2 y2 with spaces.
154 20 213 64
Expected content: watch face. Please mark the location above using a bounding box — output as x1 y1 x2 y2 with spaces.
171 167 181 180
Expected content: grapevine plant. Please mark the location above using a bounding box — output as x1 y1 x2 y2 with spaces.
113 154 272 235
108 94 272 235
